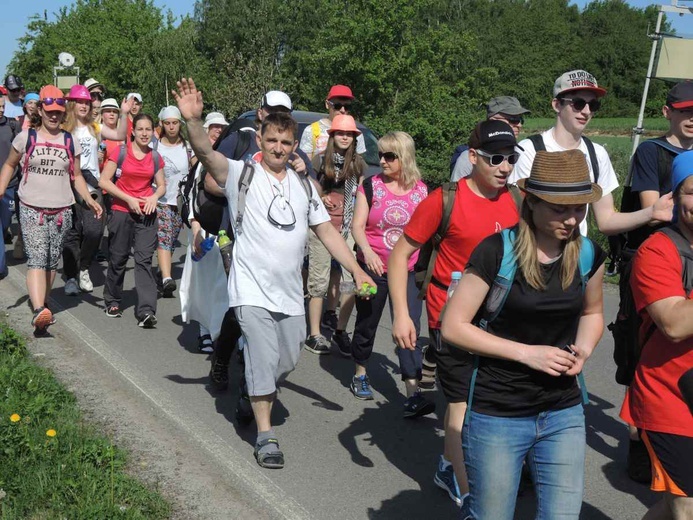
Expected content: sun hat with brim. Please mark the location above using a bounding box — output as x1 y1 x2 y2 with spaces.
327 85 354 100
328 114 361 136
158 105 183 122
203 112 229 128
39 85 66 112
23 92 39 106
517 149 602 205
100 98 119 111
83 78 104 92
65 84 91 102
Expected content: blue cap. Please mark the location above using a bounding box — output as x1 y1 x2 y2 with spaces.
671 150 693 223
23 92 39 106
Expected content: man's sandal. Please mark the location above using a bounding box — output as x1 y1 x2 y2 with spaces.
254 438 284 469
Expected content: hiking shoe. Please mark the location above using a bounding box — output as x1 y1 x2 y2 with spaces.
137 313 157 329
209 350 229 392
31 307 53 336
434 456 462 506
403 391 436 419
303 335 331 355
350 375 374 400
64 278 79 296
627 438 652 484
198 334 214 354
321 310 338 331
235 394 254 426
13 234 24 260
332 330 352 358
79 270 93 292
105 306 122 318
162 277 176 298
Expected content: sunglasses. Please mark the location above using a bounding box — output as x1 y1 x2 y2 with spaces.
378 151 399 162
90 92 104 101
328 101 352 111
267 186 296 228
8 88 21 93
475 149 520 166
561 97 601 112
41 98 67 107
504 116 524 125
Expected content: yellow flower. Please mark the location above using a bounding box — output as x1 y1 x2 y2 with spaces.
46 429 57 438
9 414 20 423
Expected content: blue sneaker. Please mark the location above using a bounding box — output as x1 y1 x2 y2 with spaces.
350 375 374 400
459 494 472 519
434 456 462 506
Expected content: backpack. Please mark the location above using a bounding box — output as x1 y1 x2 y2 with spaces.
5 118 21 188
609 225 693 386
528 134 600 185
21 128 75 185
449 144 469 175
464 227 596 425
179 129 254 234
114 144 162 184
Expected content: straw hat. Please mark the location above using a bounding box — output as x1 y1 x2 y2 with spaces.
517 150 602 204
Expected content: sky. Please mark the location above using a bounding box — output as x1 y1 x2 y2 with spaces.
2 0 693 80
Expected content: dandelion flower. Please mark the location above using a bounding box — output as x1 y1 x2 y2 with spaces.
46 429 57 438
9 414 20 423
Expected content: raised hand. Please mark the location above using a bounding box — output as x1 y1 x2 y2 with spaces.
172 78 204 122
121 96 134 115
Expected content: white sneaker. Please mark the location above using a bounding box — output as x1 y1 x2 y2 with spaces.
65 278 79 296
79 270 93 292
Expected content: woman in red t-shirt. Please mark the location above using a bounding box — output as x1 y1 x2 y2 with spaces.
99 113 165 328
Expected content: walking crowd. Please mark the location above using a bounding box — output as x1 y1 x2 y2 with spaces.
0 69 692 520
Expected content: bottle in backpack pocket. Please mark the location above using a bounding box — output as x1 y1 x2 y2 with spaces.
447 271 462 301
192 236 215 262
217 230 233 275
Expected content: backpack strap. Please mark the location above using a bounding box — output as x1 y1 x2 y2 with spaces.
233 130 253 161
508 184 523 213
363 175 374 209
310 122 321 159
8 118 19 139
114 144 128 184
63 131 75 181
234 161 255 237
294 170 318 216
152 150 162 177
659 226 693 294
21 128 38 184
528 134 546 153
575 236 596 405
417 182 458 299
581 136 600 186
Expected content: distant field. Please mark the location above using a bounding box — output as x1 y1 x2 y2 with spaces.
523 117 668 135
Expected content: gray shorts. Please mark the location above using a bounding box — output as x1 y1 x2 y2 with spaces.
234 306 306 396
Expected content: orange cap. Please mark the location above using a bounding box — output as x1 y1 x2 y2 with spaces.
328 114 361 136
39 85 66 112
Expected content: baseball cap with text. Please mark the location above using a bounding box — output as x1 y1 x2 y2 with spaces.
468 120 523 154
553 70 607 98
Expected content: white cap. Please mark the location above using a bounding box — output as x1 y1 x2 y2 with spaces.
262 91 292 110
100 98 119 110
203 111 229 128
158 105 182 122
127 92 142 103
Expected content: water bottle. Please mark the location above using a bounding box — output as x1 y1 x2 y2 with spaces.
339 279 356 295
192 236 215 262
447 271 462 300
217 230 233 275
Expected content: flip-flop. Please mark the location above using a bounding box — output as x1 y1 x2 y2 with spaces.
254 438 284 469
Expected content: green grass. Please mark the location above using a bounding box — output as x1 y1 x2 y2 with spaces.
523 117 669 135
0 323 171 519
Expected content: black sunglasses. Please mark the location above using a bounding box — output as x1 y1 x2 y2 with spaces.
505 116 524 125
561 97 601 112
90 92 104 101
41 98 67 107
378 151 399 162
328 101 352 111
476 149 520 166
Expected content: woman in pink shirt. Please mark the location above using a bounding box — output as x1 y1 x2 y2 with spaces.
349 131 432 416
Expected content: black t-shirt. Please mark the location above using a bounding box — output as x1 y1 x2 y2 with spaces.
465 232 606 417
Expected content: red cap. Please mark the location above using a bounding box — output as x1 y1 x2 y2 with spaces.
327 85 354 100
0 86 7 95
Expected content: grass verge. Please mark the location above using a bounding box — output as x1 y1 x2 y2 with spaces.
0 321 171 519
523 117 669 135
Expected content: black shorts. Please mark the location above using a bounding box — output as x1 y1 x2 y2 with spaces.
642 430 693 497
429 327 473 404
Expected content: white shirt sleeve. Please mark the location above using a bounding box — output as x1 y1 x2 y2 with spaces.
594 145 619 197
356 134 366 154
299 125 314 157
508 138 535 184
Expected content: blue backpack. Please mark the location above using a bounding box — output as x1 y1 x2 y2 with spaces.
465 227 595 424
449 144 469 175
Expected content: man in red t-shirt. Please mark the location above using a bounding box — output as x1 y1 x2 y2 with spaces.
388 120 521 511
620 151 693 516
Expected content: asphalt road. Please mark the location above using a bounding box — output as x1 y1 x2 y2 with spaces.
2 233 657 520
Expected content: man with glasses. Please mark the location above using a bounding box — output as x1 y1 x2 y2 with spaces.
299 84 366 160
511 69 672 237
451 96 530 181
84 78 105 123
3 75 24 120
174 77 374 470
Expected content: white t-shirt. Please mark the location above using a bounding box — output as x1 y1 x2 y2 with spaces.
450 149 472 181
510 128 619 236
156 141 190 206
73 125 100 193
299 119 366 158
4 99 23 119
224 160 330 315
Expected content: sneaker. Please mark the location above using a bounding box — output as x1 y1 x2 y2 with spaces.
95 250 107 262
105 306 122 318
303 335 331 355
13 234 24 260
420 345 437 390
332 330 352 358
138 313 157 329
79 270 93 292
162 277 176 298
459 494 472 520
198 334 214 354
321 310 338 331
209 350 229 392
627 438 652 484
64 278 79 296
403 391 436 419
31 307 53 336
350 374 374 400
434 456 463 506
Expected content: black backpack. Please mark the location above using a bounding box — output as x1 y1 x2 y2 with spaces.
449 144 469 176
528 134 600 185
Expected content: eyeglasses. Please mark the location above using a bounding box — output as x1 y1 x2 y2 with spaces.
378 151 399 162
475 149 520 166
504 116 524 125
561 97 601 112
41 98 67 107
90 92 104 101
267 186 296 228
328 101 352 112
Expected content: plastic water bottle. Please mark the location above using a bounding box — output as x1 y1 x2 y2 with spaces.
339 280 356 295
447 271 462 300
218 230 233 275
192 236 215 262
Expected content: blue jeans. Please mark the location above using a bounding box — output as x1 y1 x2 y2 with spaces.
463 404 585 520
